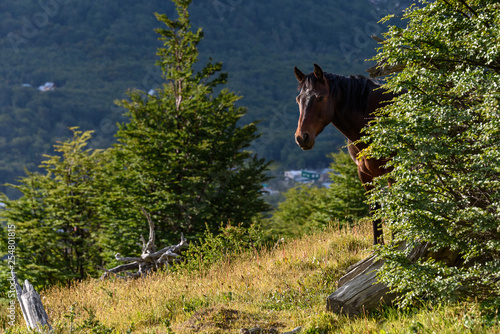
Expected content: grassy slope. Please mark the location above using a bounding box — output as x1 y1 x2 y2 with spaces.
3 221 499 333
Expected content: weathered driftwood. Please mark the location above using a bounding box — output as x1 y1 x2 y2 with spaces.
326 242 460 317
11 271 52 332
100 209 188 279
326 254 397 316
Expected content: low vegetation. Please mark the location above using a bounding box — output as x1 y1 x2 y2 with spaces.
266 149 369 239
2 220 499 333
1 1 499 332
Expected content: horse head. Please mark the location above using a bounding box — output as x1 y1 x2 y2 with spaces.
293 64 334 150
293 64 397 245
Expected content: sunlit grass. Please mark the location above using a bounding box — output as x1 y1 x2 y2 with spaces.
2 220 499 333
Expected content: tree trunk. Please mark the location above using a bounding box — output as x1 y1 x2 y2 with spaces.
326 255 397 316
11 271 52 332
326 242 460 317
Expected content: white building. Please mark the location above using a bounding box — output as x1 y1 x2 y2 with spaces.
38 82 55 91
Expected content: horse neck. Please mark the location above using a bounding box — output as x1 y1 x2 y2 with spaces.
330 99 371 143
328 77 385 143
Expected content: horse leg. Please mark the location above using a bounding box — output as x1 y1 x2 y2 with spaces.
358 169 384 245
371 204 384 245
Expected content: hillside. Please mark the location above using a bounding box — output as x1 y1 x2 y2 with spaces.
0 0 410 197
2 221 499 333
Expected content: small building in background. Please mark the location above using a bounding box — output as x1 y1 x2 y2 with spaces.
38 82 55 92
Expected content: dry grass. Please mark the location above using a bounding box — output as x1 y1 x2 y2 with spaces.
3 220 499 333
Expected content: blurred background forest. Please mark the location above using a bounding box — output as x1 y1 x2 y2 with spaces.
0 0 409 198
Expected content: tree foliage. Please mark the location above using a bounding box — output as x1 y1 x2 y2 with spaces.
113 1 270 243
326 149 370 222
0 1 272 289
0 129 111 289
0 0 413 194
365 0 500 306
267 149 368 239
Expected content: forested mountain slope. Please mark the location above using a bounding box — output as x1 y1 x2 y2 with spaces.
0 0 408 197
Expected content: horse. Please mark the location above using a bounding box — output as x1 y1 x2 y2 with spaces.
293 64 395 245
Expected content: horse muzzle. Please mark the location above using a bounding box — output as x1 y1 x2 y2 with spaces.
295 132 315 150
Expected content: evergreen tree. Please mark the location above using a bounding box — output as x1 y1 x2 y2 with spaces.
114 0 270 243
365 0 500 306
0 129 111 289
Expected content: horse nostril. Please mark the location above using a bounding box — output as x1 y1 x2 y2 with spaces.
296 133 310 147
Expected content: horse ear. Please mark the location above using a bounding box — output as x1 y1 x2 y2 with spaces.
313 63 324 81
294 67 306 83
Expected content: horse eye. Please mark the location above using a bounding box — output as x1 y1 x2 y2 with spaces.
317 96 324 102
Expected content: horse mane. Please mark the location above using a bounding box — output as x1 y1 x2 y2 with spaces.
298 73 380 115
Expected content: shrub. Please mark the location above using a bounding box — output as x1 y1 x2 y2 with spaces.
365 0 500 307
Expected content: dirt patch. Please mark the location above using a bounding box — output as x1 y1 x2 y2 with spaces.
240 327 280 333
177 305 284 333
180 305 242 332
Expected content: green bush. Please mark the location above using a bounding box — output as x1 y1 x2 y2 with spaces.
178 222 267 274
365 0 500 307
266 149 368 239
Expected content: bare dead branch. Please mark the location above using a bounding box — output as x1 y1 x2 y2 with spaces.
366 35 406 78
100 213 188 280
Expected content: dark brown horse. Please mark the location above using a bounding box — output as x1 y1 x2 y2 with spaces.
293 64 395 245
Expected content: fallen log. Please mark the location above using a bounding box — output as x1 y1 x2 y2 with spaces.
100 209 188 279
326 254 397 316
326 242 460 316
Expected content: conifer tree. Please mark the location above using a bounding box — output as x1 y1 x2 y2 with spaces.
114 0 270 243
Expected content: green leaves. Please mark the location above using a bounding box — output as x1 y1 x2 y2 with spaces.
366 0 500 306
0 1 271 290
326 150 370 222
266 149 368 238
114 0 270 243
0 129 114 289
